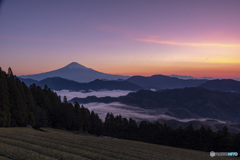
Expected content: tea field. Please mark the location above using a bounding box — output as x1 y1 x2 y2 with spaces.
0 128 237 160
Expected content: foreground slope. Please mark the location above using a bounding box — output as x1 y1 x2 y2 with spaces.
0 128 235 160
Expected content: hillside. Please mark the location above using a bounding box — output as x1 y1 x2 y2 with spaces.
121 88 240 121
0 127 234 160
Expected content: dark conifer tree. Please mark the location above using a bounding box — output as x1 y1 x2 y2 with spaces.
63 96 68 103
103 113 111 136
216 126 231 151
89 110 102 135
73 101 83 131
115 115 123 138
7 72 28 126
122 118 129 138
0 68 11 126
139 121 149 142
80 105 91 132
174 126 184 147
197 125 207 150
184 124 195 149
36 106 48 127
128 118 138 140
22 82 37 126
205 127 215 151
7 67 13 76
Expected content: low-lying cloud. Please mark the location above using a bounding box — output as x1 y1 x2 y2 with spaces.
54 90 134 101
83 102 170 122
82 102 227 124
54 90 228 124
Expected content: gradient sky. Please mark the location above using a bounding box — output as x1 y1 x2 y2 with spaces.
1 0 240 78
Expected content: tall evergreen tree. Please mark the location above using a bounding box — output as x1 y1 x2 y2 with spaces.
7 73 28 126
73 101 83 131
80 105 91 132
128 118 138 140
7 67 13 76
63 96 68 103
89 110 102 135
22 82 37 126
0 68 11 126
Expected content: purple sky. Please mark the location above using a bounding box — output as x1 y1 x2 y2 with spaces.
1 0 240 78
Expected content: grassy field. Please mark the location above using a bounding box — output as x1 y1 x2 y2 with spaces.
0 127 237 160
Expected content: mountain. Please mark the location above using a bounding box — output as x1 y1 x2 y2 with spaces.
198 79 240 92
19 62 130 83
200 76 215 80
168 74 215 80
127 75 207 90
72 87 240 122
70 96 118 104
20 77 142 91
122 88 240 121
168 74 197 80
86 79 142 91
18 77 38 86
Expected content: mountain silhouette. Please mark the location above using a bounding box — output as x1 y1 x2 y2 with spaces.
198 79 240 92
20 76 142 91
19 62 129 83
127 75 207 90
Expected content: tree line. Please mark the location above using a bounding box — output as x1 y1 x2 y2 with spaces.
0 67 239 153
103 113 240 153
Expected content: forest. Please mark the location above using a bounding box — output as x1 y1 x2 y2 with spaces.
0 67 240 153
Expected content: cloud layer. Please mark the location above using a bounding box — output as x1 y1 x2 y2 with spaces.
55 90 228 124
54 90 134 101
83 102 227 124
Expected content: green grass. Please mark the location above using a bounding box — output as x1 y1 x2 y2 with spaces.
0 128 237 160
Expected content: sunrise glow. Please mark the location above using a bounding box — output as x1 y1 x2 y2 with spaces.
137 38 240 47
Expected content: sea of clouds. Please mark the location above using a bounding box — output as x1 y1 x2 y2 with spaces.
81 102 227 124
54 90 134 101
83 102 170 122
54 90 227 124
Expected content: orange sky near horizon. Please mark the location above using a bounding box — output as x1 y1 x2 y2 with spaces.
6 60 239 79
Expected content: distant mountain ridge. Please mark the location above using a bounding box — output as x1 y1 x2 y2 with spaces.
19 74 240 93
19 77 142 91
198 79 240 92
19 62 130 83
168 74 198 80
127 75 207 90
169 74 240 81
18 62 240 92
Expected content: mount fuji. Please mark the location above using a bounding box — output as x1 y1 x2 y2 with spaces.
19 62 130 83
